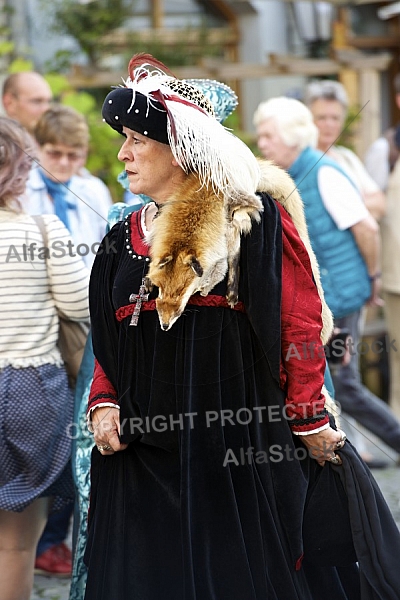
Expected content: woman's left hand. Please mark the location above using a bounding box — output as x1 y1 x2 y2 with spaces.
299 426 346 466
91 406 128 455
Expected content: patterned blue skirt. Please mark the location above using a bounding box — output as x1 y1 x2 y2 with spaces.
0 363 74 512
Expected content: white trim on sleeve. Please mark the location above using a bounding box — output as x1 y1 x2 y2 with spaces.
292 422 330 436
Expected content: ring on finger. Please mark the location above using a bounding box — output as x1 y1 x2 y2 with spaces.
97 444 112 452
336 430 347 449
328 453 342 466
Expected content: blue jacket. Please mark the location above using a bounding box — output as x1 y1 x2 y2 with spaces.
288 147 371 319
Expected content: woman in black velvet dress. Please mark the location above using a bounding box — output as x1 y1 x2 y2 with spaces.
83 55 400 600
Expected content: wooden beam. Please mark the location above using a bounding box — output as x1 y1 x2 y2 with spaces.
270 52 391 76
357 68 381 157
339 70 358 107
280 0 387 4
333 8 359 109
346 36 400 49
335 49 393 70
67 51 392 89
269 53 340 75
200 58 282 78
101 27 239 48
67 63 280 88
151 0 163 29
68 67 127 88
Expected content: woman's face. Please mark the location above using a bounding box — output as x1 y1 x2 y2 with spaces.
256 118 299 169
38 143 84 183
309 98 345 152
118 128 185 202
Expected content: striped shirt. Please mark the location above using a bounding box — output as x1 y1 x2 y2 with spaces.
0 210 90 368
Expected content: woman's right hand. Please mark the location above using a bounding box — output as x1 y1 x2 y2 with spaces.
91 406 128 454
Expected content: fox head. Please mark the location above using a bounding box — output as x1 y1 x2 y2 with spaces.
147 251 204 331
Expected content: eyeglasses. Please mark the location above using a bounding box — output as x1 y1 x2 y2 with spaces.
43 149 83 162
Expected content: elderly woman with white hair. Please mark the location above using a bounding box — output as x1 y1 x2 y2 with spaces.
253 96 400 469
305 80 385 221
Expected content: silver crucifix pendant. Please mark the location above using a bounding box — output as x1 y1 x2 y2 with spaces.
129 278 150 326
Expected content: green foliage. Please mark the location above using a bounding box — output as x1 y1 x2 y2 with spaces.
8 57 33 71
44 72 73 96
0 9 13 58
85 113 124 202
0 40 14 56
62 89 97 114
39 0 133 66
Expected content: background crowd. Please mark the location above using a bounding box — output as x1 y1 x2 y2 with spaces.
1 67 400 599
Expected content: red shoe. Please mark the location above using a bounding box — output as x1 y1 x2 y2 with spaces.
34 542 72 578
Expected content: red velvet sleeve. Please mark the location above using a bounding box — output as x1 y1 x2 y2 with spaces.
87 358 118 414
277 202 329 434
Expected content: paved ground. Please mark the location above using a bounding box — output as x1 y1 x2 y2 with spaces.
32 575 71 600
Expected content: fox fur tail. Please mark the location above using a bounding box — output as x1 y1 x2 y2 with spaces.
256 158 333 345
256 158 337 420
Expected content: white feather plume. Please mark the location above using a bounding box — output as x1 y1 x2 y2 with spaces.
165 99 260 197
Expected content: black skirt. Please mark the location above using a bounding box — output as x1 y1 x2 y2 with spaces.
85 435 360 599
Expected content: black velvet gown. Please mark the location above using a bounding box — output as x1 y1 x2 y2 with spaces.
84 195 366 600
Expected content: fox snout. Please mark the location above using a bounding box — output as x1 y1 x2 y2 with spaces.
155 297 185 331
148 252 205 330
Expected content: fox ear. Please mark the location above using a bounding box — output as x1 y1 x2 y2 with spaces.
188 256 203 277
157 255 173 268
